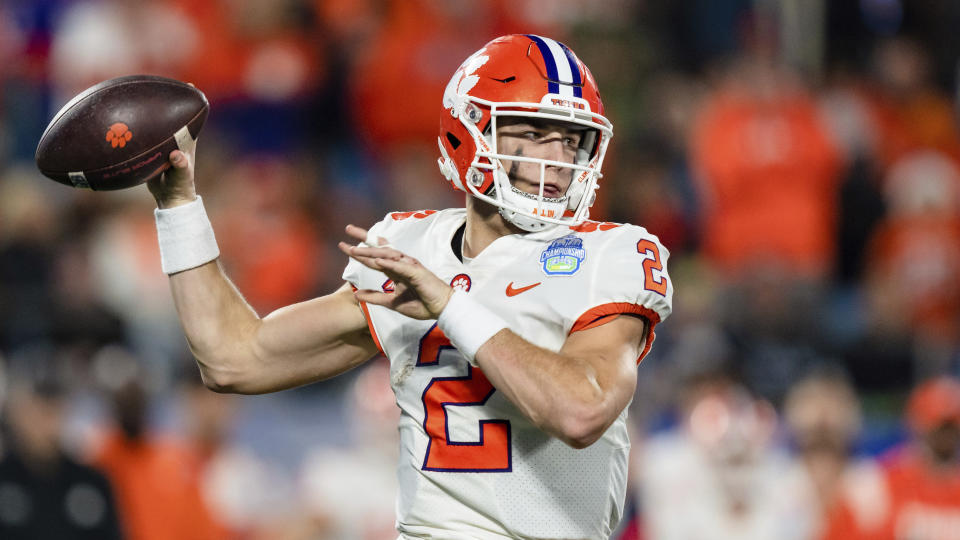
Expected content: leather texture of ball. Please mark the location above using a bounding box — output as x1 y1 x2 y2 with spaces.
36 75 209 190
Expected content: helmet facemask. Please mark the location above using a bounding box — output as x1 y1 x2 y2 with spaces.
445 95 612 232
436 34 614 232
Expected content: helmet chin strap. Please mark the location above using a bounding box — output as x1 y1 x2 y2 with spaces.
492 169 567 232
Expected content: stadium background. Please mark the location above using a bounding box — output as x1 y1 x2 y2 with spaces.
2 0 960 538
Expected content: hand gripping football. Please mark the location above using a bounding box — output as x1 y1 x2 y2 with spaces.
35 75 209 190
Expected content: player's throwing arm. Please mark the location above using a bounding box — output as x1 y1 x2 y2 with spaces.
34 75 381 394
148 148 381 394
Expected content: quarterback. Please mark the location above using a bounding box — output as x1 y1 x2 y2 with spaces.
149 35 672 539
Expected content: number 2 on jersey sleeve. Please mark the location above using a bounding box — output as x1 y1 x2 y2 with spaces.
637 239 668 296
417 324 511 472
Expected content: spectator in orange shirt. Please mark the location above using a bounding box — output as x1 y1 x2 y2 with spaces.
691 54 842 281
690 50 843 377
824 377 960 540
175 370 289 539
89 347 229 540
863 150 960 377
861 38 960 174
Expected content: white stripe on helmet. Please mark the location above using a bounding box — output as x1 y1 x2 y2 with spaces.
539 37 575 97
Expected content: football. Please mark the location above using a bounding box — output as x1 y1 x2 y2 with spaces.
35 75 209 191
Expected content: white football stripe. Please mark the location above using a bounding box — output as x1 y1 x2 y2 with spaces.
541 37 574 97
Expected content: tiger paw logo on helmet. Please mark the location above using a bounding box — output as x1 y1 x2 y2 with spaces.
105 123 133 148
437 34 613 234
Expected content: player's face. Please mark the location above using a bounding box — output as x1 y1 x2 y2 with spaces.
496 118 584 199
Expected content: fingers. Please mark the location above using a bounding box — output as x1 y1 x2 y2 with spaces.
337 241 386 271
345 224 390 247
344 224 368 243
353 288 395 308
337 242 425 286
337 242 406 272
341 237 451 319
375 257 417 277
348 244 407 261
338 240 411 264
147 148 198 208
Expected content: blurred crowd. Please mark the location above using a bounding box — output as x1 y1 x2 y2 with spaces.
2 0 960 538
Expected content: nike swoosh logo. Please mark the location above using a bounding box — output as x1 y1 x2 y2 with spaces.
506 281 542 297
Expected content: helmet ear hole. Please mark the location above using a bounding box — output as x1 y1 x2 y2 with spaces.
445 132 461 150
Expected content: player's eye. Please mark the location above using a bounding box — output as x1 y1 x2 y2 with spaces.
564 135 581 148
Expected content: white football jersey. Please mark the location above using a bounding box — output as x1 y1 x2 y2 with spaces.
342 208 672 540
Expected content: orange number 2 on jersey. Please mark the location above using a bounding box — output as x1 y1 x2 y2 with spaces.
637 239 668 296
417 324 512 472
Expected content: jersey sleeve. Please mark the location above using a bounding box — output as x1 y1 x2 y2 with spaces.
341 210 442 288
340 210 442 358
341 214 398 356
569 225 673 363
341 214 395 289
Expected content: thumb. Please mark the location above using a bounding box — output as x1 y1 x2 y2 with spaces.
354 289 393 307
170 150 189 169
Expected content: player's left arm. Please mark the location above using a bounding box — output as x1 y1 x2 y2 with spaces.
339 224 651 449
475 314 645 449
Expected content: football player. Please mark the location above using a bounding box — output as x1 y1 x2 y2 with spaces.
149 34 673 539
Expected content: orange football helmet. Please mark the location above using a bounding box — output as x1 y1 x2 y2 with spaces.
437 34 613 231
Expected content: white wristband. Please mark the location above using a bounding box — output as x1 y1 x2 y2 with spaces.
154 196 220 274
437 290 508 366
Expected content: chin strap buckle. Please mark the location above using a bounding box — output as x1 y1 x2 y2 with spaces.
436 138 463 190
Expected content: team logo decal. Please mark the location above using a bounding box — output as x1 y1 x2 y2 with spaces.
450 273 472 292
540 235 585 276
442 48 488 109
105 122 133 148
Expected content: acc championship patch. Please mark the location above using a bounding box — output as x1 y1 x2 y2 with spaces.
540 235 586 276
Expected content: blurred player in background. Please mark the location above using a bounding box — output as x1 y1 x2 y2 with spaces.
147 34 672 539
638 365 798 540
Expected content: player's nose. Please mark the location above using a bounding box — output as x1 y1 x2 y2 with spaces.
539 135 568 164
